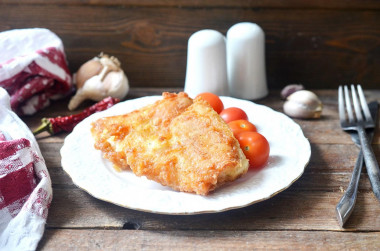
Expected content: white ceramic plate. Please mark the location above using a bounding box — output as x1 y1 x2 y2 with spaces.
61 96 311 215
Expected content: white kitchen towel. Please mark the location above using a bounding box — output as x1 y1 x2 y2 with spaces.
0 28 72 115
0 87 52 251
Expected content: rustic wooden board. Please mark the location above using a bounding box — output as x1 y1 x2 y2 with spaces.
38 229 380 250
2 0 380 9
45 188 380 231
1 3 379 89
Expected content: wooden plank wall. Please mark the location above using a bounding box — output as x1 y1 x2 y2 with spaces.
0 0 379 89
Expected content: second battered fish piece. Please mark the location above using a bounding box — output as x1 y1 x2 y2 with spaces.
91 92 249 195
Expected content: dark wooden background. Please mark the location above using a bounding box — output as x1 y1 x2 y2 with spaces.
1 0 379 89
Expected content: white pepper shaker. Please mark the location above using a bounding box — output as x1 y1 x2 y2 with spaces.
184 29 229 98
226 22 268 100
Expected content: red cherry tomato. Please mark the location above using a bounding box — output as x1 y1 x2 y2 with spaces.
220 107 248 123
196 92 224 114
237 131 270 169
228 120 257 138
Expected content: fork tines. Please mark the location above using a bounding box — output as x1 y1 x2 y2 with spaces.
338 85 374 125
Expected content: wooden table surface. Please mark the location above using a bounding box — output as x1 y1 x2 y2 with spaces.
23 88 380 250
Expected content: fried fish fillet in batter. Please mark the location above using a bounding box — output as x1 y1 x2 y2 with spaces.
91 92 249 195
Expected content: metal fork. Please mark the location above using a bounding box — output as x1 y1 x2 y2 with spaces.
336 101 378 227
338 85 380 201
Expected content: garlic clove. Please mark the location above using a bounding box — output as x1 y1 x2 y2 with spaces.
75 59 103 89
68 53 129 110
283 90 323 119
68 76 104 111
280 84 304 99
103 71 129 99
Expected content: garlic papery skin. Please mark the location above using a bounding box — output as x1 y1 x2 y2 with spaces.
283 90 323 119
68 53 129 110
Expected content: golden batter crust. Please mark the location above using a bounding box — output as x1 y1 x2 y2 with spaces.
91 92 248 195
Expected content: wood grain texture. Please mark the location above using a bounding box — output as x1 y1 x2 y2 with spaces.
45 188 380 231
38 230 380 250
0 3 379 89
2 0 380 9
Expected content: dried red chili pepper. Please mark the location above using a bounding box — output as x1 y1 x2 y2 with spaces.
33 97 120 135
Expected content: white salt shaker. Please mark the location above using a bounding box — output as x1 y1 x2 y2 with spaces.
184 29 229 97
226 22 268 100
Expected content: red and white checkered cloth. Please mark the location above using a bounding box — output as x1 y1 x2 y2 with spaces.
0 28 72 115
0 87 52 250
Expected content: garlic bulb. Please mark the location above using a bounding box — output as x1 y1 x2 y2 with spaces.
68 53 129 110
283 90 323 119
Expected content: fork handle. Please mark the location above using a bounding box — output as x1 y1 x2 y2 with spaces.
357 126 380 201
336 150 363 227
